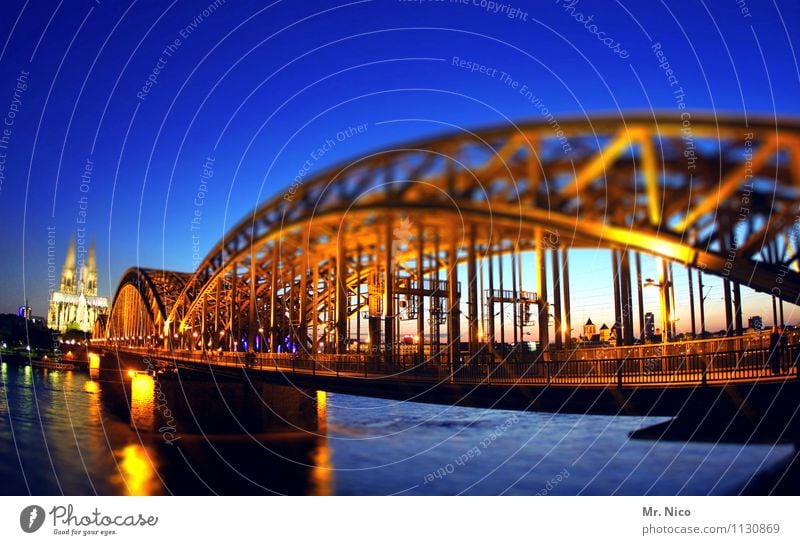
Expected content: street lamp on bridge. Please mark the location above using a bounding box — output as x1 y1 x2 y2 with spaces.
643 274 673 344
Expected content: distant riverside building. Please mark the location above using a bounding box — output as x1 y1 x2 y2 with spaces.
599 323 611 343
583 317 596 339
748 315 763 331
47 236 109 333
17 305 31 319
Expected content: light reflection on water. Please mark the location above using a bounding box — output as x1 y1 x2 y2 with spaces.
309 391 332 496
0 362 794 495
130 373 155 432
111 444 162 496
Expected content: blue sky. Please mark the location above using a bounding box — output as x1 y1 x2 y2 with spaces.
0 0 798 332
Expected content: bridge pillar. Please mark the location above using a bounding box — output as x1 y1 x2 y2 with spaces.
687 266 697 338
498 242 505 351
417 226 425 362
431 233 441 363
369 316 381 358
658 258 671 342
772 294 779 327
723 277 734 337
312 263 320 353
214 278 221 349
355 245 362 354
561 248 571 349
201 292 207 352
612 249 623 346
620 250 634 345
447 225 461 367
298 239 309 355
289 264 297 350
384 217 394 365
336 234 348 355
511 247 518 349
328 264 336 354
467 225 479 360
535 228 549 350
487 240 496 358
231 264 238 351
551 248 562 350
248 247 257 354
668 263 677 339
269 243 279 352
733 281 744 336
698 270 707 336
635 253 645 341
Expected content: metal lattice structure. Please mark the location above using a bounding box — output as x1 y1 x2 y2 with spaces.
104 114 800 362
105 268 192 345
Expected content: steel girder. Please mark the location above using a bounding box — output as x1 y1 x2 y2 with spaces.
132 114 799 348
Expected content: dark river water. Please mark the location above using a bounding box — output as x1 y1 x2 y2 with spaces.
0 360 794 495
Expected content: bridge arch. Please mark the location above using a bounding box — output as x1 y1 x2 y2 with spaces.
110 114 800 359
105 268 192 346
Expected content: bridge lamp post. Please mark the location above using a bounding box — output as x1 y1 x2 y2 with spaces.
643 277 671 344
699 285 713 337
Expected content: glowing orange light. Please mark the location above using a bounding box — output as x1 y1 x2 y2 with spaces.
113 444 161 496
130 373 155 432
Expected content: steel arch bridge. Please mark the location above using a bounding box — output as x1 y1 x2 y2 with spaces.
104 268 193 345
103 114 800 364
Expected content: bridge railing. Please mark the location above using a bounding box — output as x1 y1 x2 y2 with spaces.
97 340 800 386
545 331 793 362
447 344 800 386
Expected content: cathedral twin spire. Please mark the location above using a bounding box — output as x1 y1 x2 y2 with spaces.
59 236 97 297
48 234 108 333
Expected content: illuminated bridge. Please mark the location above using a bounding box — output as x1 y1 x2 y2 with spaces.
94 114 800 412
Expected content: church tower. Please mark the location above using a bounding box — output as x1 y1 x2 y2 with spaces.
82 240 98 296
60 237 77 294
47 234 109 333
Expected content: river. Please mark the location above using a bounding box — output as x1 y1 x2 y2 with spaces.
0 361 793 495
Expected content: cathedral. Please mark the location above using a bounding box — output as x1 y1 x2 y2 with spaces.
47 237 109 333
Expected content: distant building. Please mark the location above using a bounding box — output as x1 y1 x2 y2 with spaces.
599 323 611 343
748 315 763 331
644 312 655 342
583 317 596 339
47 236 109 333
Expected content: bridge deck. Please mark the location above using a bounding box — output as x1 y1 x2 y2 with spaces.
109 343 800 389
100 346 800 436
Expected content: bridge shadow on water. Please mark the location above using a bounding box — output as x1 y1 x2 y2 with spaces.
91 353 332 495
